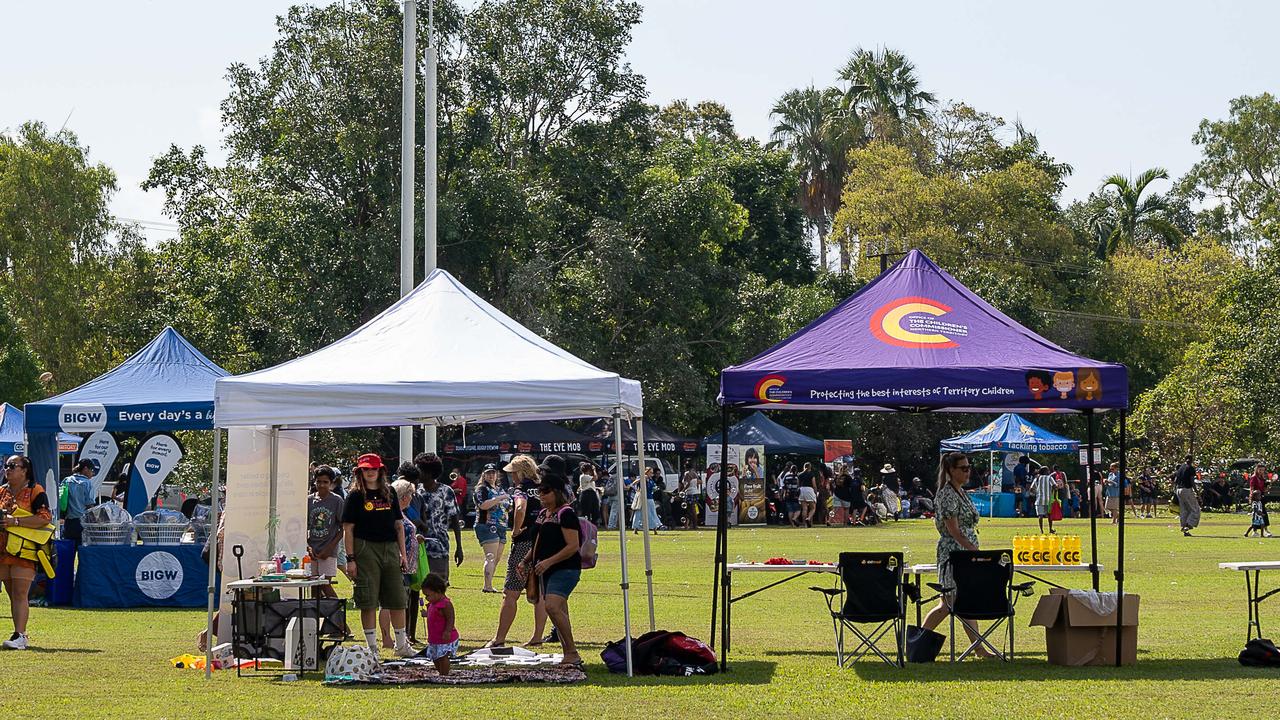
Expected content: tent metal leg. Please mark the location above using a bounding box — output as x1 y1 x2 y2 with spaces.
718 404 731 670
267 426 280 557
1116 410 1128 666
635 418 656 632
612 410 634 677
1085 411 1099 592
204 428 222 680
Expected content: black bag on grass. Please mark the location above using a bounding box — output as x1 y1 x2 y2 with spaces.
1239 638 1280 667
905 625 945 663
601 630 719 675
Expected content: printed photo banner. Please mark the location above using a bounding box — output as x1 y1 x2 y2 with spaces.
736 445 766 526
705 445 742 527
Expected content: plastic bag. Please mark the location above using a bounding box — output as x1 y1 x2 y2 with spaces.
408 542 429 591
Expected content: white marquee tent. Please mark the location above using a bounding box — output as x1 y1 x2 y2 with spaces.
206 269 655 676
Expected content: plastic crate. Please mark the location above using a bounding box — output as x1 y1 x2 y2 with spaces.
83 523 133 546
136 522 188 545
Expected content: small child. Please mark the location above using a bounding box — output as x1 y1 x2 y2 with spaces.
420 573 459 675
1246 490 1272 538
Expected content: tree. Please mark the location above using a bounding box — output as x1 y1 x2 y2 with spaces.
0 121 119 390
0 295 42 405
1091 236 1242 394
1182 93 1280 261
1131 343 1246 462
831 139 1079 321
463 0 644 162
1090 168 1181 258
838 47 936 142
768 86 860 272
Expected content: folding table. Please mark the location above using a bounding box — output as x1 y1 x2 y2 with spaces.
1219 561 1280 642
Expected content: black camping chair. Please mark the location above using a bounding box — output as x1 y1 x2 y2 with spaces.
810 551 906 667
929 549 1034 662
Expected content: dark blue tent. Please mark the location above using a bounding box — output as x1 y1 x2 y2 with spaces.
0 403 80 455
24 327 229 492
700 411 823 455
443 421 604 455
940 413 1079 454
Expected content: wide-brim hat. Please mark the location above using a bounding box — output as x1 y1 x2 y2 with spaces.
881 463 896 474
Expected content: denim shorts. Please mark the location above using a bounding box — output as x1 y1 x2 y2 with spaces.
541 567 581 598
475 522 507 545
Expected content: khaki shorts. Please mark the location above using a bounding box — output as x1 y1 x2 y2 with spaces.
0 561 36 582
314 556 338 577
352 539 408 610
1105 496 1121 512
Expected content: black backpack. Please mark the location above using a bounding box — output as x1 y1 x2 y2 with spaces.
1239 638 1280 667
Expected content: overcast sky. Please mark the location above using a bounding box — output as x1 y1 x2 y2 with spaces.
5 1 1279 243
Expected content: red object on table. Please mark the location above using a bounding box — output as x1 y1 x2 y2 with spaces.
764 557 793 565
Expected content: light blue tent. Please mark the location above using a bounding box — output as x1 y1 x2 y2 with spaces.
940 412 1079 454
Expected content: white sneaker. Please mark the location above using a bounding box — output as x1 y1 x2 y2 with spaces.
3 633 28 650
394 641 416 658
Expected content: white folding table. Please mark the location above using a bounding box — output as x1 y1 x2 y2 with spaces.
1219 561 1280 642
720 563 837 658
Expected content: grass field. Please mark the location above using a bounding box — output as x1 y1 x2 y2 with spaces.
6 511 1280 719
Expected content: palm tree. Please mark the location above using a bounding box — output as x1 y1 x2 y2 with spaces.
769 87 860 272
1092 167 1182 258
838 47 937 139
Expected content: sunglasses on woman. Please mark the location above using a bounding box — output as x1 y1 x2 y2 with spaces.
4 462 25 470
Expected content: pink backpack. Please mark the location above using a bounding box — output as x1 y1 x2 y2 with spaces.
554 505 598 570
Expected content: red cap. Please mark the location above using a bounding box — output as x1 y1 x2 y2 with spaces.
356 453 384 470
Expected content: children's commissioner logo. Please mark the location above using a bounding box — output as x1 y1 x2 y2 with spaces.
870 296 968 349
754 374 792 403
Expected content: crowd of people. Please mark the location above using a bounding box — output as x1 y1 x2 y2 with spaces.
303 451 584 669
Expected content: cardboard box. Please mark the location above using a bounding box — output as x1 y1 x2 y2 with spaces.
1028 588 1139 666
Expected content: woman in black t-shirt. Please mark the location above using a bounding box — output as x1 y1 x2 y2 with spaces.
529 456 582 668
483 455 549 649
341 453 411 656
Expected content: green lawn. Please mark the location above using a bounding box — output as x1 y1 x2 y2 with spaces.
8 512 1280 719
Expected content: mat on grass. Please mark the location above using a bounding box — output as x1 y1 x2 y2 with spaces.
327 663 585 686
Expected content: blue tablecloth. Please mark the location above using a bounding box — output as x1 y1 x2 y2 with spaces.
75 544 209 608
50 540 77 606
971 492 1017 518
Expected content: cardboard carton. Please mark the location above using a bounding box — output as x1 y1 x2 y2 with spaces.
1028 588 1139 666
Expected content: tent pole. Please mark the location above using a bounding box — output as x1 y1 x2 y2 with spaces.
1115 410 1128 665
1085 411 1099 591
717 404 730 671
204 427 222 680
635 417 656 632
267 426 279 557
710 439 723 648
612 409 633 677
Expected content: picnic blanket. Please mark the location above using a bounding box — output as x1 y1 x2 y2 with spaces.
327 663 585 686
326 648 585 686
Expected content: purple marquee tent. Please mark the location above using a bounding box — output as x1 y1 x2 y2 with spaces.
712 250 1131 667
